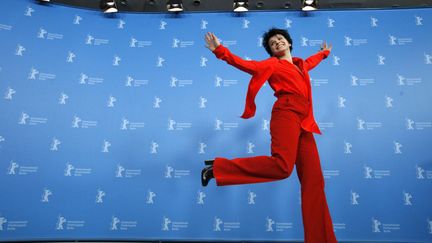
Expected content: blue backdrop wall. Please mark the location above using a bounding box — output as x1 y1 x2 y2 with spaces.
0 0 432 242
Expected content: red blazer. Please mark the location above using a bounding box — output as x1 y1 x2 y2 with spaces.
213 45 330 135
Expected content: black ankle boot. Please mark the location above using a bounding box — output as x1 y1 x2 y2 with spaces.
201 165 213 187
204 159 214 166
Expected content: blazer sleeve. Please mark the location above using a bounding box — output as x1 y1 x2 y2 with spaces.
212 45 258 75
304 49 330 71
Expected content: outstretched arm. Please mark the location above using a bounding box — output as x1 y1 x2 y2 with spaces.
205 32 258 75
304 42 332 71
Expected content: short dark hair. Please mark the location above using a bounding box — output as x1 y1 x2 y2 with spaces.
262 28 293 56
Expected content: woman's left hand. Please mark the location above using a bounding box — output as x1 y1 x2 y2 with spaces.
320 42 332 52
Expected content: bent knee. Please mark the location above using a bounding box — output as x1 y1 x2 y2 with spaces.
273 155 295 179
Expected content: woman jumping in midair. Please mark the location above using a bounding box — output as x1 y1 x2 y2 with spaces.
201 28 337 243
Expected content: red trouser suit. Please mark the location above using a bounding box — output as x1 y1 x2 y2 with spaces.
214 94 337 243
211 45 337 243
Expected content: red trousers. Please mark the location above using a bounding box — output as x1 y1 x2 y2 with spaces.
213 94 337 243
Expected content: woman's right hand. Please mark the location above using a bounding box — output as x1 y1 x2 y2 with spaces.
205 32 220 51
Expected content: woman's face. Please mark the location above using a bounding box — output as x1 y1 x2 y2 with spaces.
268 34 291 57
